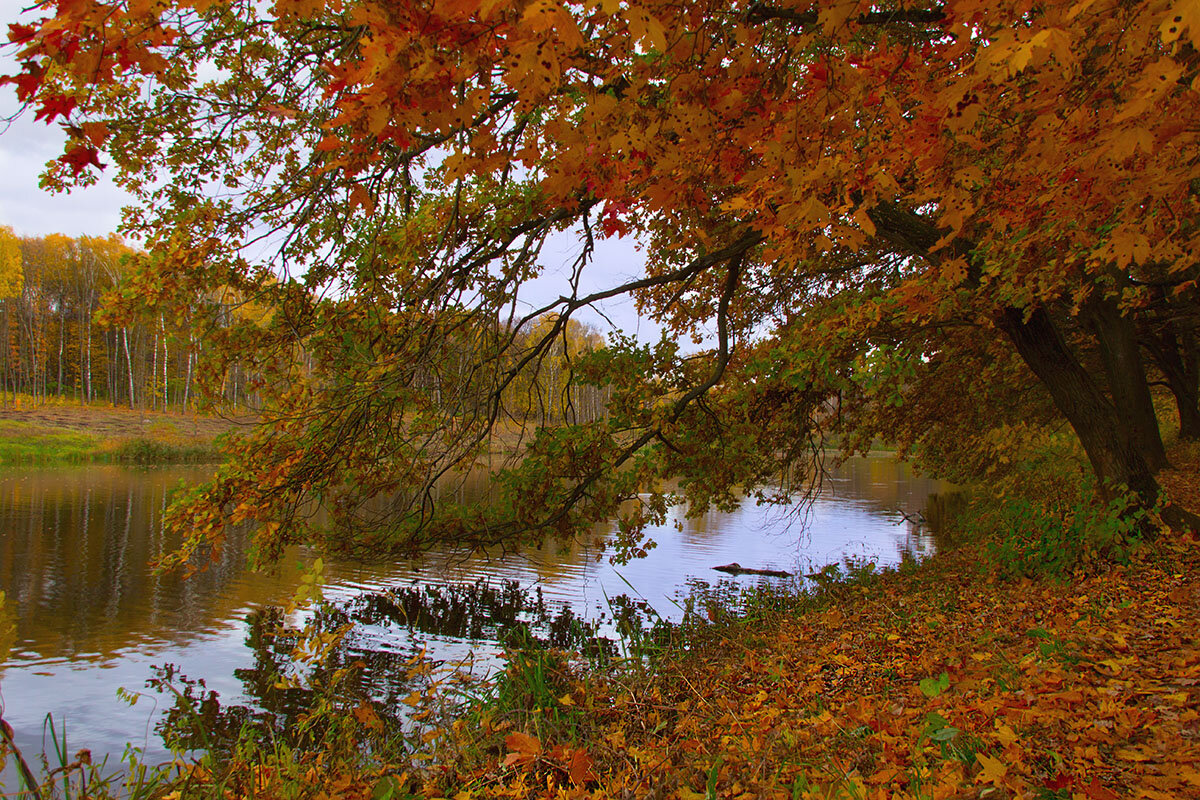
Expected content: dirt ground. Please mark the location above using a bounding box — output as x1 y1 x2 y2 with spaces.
0 402 251 441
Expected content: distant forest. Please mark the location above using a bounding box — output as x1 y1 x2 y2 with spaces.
0 227 218 410
0 227 611 422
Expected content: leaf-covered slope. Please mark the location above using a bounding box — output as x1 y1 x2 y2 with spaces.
451 541 1200 799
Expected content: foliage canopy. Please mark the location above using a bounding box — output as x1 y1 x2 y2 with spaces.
4 0 1200 561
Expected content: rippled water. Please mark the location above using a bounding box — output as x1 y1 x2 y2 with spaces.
0 456 944 775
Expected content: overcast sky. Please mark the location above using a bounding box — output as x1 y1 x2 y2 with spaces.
0 0 127 238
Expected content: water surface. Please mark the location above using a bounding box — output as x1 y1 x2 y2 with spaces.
0 457 942 774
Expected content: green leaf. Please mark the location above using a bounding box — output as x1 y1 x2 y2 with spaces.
919 671 950 698
371 776 398 800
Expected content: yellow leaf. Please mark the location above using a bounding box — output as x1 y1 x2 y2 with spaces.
1115 747 1150 762
626 5 666 51
995 724 1019 748
558 693 575 706
975 752 1008 785
1160 0 1200 45
853 207 876 237
941 258 968 285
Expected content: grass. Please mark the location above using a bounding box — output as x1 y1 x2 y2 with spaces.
0 420 104 462
103 437 222 464
0 418 223 464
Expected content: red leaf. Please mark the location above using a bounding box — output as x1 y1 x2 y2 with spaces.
7 23 35 43
1 62 47 101
1043 772 1072 790
34 94 76 123
58 144 105 176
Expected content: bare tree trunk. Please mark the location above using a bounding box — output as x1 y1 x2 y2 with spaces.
182 343 193 412
151 330 159 411
84 303 93 403
1 301 8 406
161 315 168 410
57 307 65 399
123 327 135 409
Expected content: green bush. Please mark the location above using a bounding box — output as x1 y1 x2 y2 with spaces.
950 479 1148 580
109 437 220 463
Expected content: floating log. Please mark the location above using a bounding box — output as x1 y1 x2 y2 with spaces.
712 562 792 578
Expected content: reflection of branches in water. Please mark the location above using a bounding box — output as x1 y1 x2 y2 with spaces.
336 579 618 659
149 579 630 756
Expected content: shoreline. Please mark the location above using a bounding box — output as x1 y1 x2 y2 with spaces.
0 401 241 464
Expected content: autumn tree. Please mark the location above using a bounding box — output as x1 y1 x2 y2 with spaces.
0 231 230 410
4 0 1199 562
0 227 20 300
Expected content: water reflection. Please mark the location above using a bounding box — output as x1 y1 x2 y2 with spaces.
0 456 945 774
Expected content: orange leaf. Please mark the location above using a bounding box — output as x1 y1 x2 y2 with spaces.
1085 778 1120 800
505 731 542 757
568 748 595 785
975 753 1007 785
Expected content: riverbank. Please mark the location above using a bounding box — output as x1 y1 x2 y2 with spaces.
412 539 1199 800
0 402 244 463
123 535 1197 800
6 443 1197 800
111 453 1196 800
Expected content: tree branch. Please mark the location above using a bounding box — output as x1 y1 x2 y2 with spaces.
746 4 947 27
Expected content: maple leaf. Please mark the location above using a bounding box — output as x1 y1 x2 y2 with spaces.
568 748 595 785
7 22 35 43
34 95 77 123
1043 772 1073 790
975 752 1008 785
1085 778 1121 800
57 144 105 176
79 121 108 147
502 731 542 768
1160 0 1200 44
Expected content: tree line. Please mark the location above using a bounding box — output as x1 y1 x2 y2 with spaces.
0 226 610 424
0 228 266 411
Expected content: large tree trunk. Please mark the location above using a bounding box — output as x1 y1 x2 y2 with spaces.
1141 314 1200 441
999 306 1197 532
1082 294 1170 471
865 202 1192 528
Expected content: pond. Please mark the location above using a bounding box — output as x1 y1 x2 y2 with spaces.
0 456 946 779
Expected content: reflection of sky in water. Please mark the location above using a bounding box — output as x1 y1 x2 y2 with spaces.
0 456 943 776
